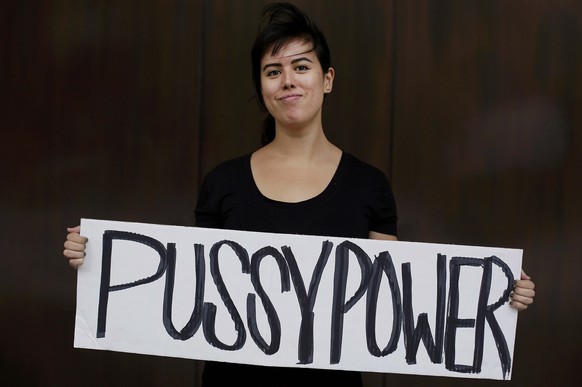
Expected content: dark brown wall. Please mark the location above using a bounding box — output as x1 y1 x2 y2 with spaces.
1 1 580 386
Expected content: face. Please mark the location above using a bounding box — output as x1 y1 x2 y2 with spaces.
260 39 334 130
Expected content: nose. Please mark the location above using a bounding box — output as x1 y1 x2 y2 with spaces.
283 72 295 89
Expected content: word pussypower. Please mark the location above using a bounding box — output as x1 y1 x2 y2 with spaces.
96 230 515 378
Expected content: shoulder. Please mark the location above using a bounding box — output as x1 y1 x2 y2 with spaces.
339 153 396 204
195 154 252 226
341 152 389 182
203 154 250 182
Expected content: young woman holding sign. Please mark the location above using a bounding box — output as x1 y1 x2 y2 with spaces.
64 2 536 386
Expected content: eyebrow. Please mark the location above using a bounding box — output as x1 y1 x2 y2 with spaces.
262 57 314 72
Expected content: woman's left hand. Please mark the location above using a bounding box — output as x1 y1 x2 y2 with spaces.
510 270 535 311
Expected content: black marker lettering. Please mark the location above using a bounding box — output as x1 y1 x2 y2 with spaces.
330 241 373 364
445 256 513 378
162 243 206 340
445 257 480 373
402 253 446 364
93 228 517 377
366 251 402 357
484 256 514 379
202 240 249 350
97 230 167 338
247 246 290 355
282 240 333 364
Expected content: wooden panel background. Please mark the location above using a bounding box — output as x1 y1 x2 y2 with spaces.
1 1 580 386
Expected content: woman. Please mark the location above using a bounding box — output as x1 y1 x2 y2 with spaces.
64 3 535 386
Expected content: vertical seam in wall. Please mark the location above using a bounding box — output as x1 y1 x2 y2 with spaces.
195 0 208 189
387 0 398 185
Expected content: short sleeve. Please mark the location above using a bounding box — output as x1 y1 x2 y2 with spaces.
369 171 398 237
194 170 223 229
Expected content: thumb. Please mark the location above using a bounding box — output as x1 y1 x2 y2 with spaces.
67 225 81 233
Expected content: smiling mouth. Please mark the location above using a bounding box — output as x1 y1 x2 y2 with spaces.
279 94 302 102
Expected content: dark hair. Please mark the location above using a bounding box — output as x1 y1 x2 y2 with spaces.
251 2 332 145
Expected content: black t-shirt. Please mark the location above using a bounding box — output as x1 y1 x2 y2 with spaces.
194 151 398 387
195 152 397 238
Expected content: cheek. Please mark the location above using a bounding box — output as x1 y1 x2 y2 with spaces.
304 75 326 93
260 82 277 112
260 80 278 99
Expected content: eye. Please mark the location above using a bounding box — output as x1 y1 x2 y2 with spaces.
266 69 281 77
295 65 309 71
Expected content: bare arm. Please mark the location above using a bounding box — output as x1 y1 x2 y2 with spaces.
368 231 397 241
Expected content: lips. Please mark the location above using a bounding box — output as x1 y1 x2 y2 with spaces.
279 94 302 102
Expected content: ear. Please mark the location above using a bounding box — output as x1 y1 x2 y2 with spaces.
324 67 335 94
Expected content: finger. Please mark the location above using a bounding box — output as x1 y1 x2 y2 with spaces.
513 286 536 299
511 291 534 305
68 257 85 269
66 232 88 244
520 269 531 281
509 300 528 311
63 247 86 259
64 239 87 253
514 279 535 290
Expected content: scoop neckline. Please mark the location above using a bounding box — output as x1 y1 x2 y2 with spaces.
245 151 346 206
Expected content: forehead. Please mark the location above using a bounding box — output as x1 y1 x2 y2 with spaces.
261 39 317 64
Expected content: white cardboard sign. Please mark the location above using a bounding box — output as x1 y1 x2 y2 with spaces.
74 218 522 380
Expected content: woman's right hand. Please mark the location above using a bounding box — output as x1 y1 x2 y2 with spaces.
63 225 88 268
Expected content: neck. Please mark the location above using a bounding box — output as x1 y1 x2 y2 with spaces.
268 123 333 160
